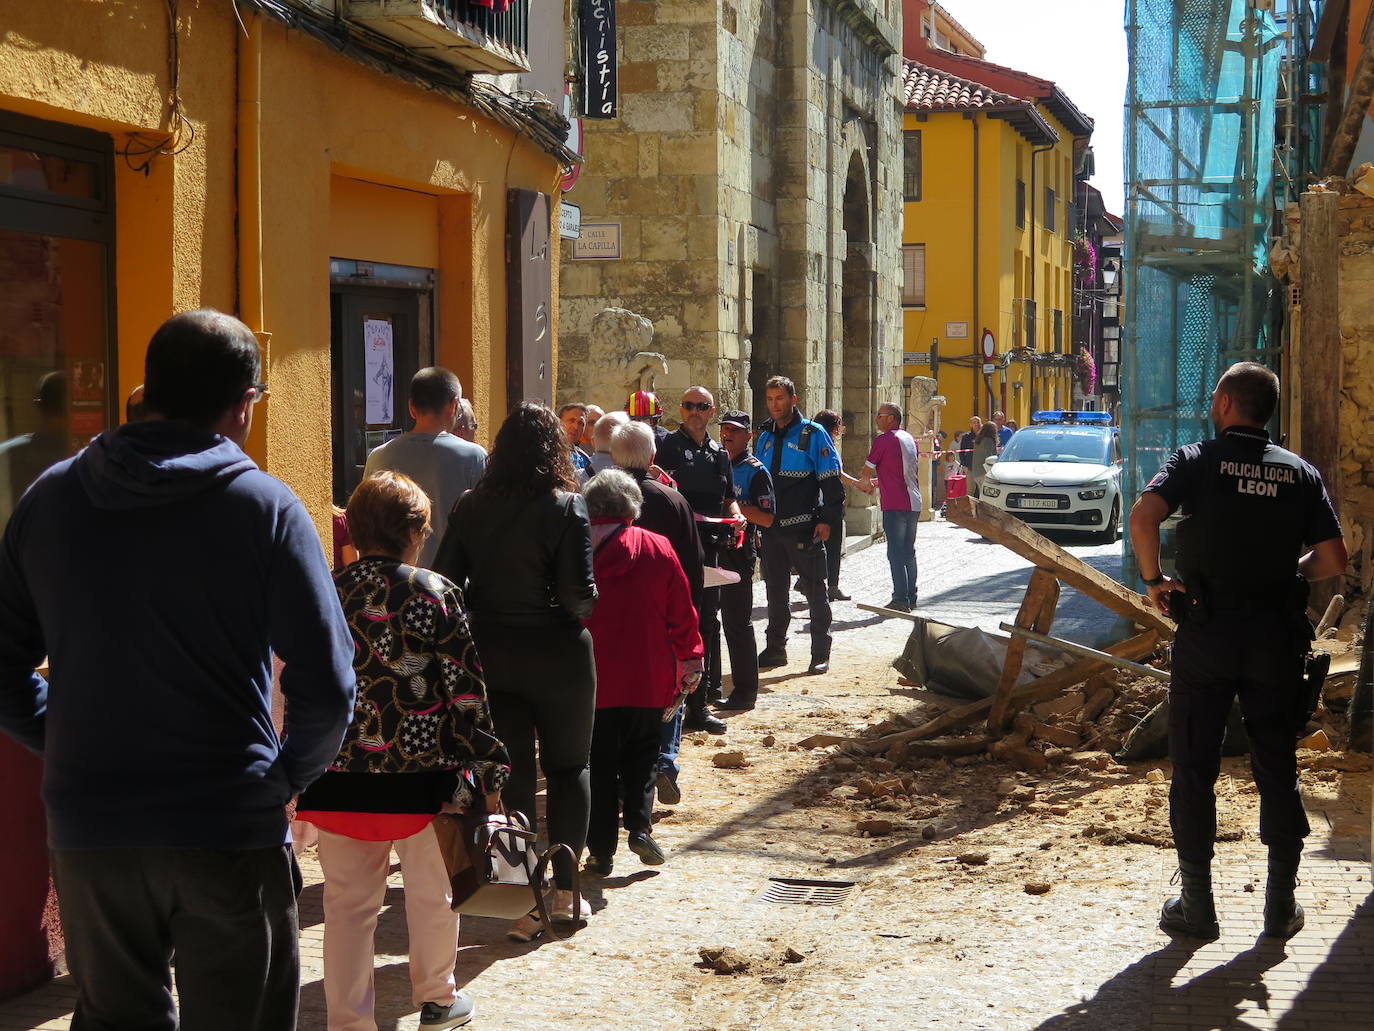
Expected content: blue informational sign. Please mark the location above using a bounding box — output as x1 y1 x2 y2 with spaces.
580 0 616 119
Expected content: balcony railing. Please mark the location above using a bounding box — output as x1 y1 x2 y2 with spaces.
346 0 530 74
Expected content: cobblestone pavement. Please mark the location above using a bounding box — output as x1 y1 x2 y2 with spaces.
3 518 1371 1031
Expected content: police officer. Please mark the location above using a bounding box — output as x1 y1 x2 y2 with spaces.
1128 362 1347 942
713 410 776 713
654 386 745 733
754 375 843 674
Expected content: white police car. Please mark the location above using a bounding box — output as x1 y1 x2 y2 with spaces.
976 411 1123 541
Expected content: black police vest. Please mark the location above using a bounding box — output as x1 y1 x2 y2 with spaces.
1174 431 1312 596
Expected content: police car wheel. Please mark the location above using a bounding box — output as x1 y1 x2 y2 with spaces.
1095 499 1120 543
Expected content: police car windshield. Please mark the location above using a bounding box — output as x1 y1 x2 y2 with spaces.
1000 426 1111 465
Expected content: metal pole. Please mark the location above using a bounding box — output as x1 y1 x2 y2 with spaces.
997 622 1172 683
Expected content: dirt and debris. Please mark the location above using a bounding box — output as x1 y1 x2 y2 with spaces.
696 944 809 977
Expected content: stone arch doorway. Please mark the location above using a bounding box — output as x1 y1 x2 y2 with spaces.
840 148 877 531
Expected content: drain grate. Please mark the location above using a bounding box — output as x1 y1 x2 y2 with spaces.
757 877 856 906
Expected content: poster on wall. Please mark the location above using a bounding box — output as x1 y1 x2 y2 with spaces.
580 0 617 119
363 317 394 424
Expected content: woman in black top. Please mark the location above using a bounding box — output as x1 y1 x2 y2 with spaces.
433 402 598 941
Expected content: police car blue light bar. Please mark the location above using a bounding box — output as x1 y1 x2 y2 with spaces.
1031 410 1112 425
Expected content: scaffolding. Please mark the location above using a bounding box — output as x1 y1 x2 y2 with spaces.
1122 0 1316 574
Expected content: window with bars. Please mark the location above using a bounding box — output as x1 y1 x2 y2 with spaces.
901 245 926 308
903 130 922 202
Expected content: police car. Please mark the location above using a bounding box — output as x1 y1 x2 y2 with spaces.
976 411 1123 541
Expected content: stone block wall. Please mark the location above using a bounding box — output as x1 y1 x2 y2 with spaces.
558 0 725 417
1337 193 1374 591
557 0 903 510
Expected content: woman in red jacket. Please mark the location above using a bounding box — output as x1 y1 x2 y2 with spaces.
581 469 703 874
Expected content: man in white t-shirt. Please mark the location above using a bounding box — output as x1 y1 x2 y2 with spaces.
363 367 486 568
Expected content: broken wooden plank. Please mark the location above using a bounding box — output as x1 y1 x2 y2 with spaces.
1078 679 1117 726
863 631 1160 753
944 496 1175 637
1031 722 1082 749
988 568 1060 734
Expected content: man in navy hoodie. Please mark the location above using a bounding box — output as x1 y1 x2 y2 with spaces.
0 310 356 1031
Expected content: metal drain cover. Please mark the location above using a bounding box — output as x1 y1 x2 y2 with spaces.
757 877 856 906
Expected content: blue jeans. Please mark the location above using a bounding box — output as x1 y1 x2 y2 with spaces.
882 509 919 606
658 706 683 778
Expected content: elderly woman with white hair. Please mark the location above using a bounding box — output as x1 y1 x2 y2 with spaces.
610 420 705 805
589 408 629 473
581 470 703 873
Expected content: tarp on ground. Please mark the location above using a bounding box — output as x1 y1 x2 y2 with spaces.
892 617 1071 701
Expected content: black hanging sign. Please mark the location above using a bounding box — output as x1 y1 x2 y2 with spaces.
580 0 616 119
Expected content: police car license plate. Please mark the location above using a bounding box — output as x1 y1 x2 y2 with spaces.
1020 498 1060 509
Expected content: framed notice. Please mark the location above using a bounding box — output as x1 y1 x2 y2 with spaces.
363 317 394 424
580 0 617 118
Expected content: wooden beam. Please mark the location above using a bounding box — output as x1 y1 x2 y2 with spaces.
1324 29 1374 175
988 568 1060 734
943 496 1175 637
863 631 1160 753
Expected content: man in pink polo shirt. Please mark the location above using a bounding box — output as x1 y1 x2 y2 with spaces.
860 402 923 612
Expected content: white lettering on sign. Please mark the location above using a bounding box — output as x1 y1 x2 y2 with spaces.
1219 460 1297 484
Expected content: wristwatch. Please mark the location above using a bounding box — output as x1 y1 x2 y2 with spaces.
1141 573 1165 587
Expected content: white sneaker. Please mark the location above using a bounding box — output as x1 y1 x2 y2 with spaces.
505 912 542 943
551 889 587 922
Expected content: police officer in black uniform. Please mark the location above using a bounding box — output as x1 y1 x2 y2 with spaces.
1129 362 1347 942
654 386 745 733
713 410 776 713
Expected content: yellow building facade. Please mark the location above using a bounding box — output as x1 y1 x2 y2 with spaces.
899 56 1093 436
0 0 571 537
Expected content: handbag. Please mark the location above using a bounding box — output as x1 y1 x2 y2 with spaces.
432 808 580 939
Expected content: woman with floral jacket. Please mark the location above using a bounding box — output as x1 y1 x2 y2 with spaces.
297 471 508 1031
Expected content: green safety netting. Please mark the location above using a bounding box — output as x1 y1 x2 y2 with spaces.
1122 0 1286 573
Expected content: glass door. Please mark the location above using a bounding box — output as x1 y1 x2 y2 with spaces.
0 112 114 532
330 286 426 506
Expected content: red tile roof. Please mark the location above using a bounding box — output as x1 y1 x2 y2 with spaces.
902 61 1018 111
914 49 1095 137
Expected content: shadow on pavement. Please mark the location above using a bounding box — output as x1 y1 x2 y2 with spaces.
1276 890 1374 1029
1029 939 1287 1031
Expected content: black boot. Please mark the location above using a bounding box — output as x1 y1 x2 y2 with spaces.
1159 858 1220 940
1263 849 1305 939
681 683 726 734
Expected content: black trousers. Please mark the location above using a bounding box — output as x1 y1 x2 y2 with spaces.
51 845 301 1031
587 706 661 857
475 622 596 889
698 542 722 702
719 551 759 701
1168 612 1310 865
823 514 844 591
760 531 831 662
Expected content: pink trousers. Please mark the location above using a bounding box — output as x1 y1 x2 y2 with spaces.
317 825 459 1031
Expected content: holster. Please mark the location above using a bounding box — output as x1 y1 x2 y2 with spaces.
1295 651 1330 735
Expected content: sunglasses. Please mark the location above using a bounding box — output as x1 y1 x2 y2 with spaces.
681 401 713 412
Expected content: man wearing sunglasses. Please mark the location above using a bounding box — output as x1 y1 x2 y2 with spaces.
653 387 745 736
0 309 356 1031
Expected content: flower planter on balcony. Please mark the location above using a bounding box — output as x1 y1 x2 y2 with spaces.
346 0 530 74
